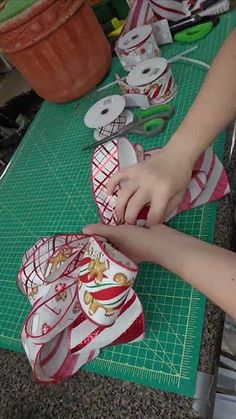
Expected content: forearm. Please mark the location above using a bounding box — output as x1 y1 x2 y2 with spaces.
167 29 236 163
150 225 236 320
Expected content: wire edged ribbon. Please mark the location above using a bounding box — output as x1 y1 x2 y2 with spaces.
18 234 145 383
92 137 230 225
124 0 197 33
18 133 229 382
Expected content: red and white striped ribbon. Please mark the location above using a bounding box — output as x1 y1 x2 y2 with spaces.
124 0 193 34
18 234 145 383
92 138 230 225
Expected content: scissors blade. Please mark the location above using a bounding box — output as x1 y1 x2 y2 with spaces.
82 122 134 151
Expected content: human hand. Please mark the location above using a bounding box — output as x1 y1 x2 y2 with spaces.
107 143 195 226
83 223 157 263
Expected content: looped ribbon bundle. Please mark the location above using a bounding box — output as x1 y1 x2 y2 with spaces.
17 234 144 383
92 137 230 225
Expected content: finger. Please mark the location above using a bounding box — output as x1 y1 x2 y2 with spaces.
125 190 149 225
82 223 136 251
107 169 129 195
82 223 117 239
146 190 171 227
115 182 138 222
163 192 184 222
82 223 147 261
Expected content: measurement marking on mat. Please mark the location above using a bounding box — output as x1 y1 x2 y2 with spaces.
87 358 191 381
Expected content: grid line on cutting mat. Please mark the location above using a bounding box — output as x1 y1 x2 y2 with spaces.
0 13 235 396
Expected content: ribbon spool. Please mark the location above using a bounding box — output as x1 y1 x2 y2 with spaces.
116 25 160 72
84 95 134 141
94 109 133 141
84 95 126 129
118 57 177 105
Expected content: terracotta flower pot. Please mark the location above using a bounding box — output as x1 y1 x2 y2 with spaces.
0 0 112 103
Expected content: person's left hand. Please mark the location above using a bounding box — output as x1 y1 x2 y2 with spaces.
83 223 157 263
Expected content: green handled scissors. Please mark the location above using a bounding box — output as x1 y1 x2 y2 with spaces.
83 103 174 151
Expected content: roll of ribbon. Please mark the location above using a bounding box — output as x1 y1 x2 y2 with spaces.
84 95 126 129
94 109 134 141
18 234 145 383
84 95 134 141
92 137 230 226
118 57 177 105
116 25 160 71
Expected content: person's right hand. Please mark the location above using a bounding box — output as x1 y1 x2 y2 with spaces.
107 143 196 226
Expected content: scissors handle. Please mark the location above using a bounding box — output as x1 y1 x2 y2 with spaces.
174 22 213 42
132 117 167 136
135 103 174 120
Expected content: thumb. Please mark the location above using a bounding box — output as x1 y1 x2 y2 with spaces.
82 223 140 250
83 223 129 245
83 223 149 264
82 223 119 240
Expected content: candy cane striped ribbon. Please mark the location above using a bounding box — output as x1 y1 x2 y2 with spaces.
124 0 194 34
92 138 229 225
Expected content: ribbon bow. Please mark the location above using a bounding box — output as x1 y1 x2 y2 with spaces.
19 136 229 382
18 234 144 383
92 137 230 225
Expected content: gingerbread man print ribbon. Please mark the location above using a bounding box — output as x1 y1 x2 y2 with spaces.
18 234 145 383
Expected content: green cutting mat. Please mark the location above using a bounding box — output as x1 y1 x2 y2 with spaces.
0 13 235 397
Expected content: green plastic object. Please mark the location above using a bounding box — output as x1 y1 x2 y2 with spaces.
136 103 174 120
143 117 167 133
0 0 38 24
133 104 174 135
174 21 214 43
0 12 235 397
93 0 128 24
